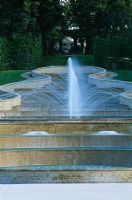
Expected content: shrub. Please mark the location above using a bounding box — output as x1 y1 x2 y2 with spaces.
93 36 110 68
0 37 10 70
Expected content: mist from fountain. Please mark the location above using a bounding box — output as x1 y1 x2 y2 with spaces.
16 57 129 119
68 57 81 118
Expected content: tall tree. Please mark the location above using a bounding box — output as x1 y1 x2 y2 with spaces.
27 0 63 55
105 0 132 33
0 0 30 38
70 0 107 54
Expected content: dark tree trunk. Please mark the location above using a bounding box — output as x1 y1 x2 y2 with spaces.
41 34 49 55
59 38 63 54
85 37 92 55
37 18 49 55
48 40 54 55
80 38 84 54
73 37 77 53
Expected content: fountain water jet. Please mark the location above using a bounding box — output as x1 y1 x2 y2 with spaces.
68 57 81 118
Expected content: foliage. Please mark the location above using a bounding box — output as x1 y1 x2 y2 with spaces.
93 34 132 69
69 0 108 53
105 0 132 32
28 0 63 54
0 0 30 37
0 0 132 70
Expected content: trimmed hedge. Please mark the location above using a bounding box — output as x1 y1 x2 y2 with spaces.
9 34 43 70
0 37 10 70
0 34 43 71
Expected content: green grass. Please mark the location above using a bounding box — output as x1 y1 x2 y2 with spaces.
0 70 28 85
111 70 132 82
42 55 94 66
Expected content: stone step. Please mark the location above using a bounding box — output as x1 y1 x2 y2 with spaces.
0 121 131 135
0 168 132 183
0 135 132 149
0 148 132 167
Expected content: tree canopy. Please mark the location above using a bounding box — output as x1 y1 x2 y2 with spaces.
0 0 132 55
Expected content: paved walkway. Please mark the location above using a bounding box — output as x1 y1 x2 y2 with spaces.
1 184 132 200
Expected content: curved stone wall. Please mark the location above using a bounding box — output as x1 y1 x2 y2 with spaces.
120 92 132 109
0 76 51 111
32 66 67 76
0 77 51 93
0 93 21 111
88 71 132 91
88 68 132 109
32 65 104 77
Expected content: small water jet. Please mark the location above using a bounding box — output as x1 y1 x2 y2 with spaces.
94 131 123 135
68 57 81 118
23 131 50 136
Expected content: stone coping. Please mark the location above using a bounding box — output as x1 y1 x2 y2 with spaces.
0 119 131 124
0 165 132 171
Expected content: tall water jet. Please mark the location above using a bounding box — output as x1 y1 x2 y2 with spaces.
68 57 81 118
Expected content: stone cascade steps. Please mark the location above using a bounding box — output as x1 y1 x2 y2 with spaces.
0 135 132 168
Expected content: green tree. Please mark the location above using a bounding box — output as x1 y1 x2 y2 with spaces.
105 0 132 33
0 0 30 38
27 0 63 55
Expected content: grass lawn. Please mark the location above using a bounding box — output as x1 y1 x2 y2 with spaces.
0 70 28 85
111 69 132 82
